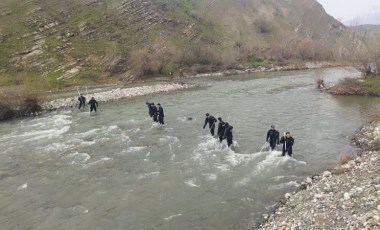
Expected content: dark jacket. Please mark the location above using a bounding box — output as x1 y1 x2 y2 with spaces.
88 98 98 107
203 116 217 129
224 124 233 138
280 136 294 150
78 96 86 104
217 121 226 136
157 106 164 117
267 129 280 145
149 104 155 117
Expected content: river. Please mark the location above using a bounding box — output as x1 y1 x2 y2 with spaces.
0 67 379 230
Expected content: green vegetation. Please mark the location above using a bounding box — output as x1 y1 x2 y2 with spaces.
0 0 349 91
245 55 276 68
361 76 380 95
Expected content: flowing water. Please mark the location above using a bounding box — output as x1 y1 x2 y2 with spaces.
1 67 380 230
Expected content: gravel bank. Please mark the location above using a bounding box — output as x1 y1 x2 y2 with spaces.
42 83 194 110
258 121 380 230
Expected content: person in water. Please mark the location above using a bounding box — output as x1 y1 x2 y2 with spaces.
88 97 98 113
217 117 226 142
146 102 154 117
224 122 233 147
266 125 280 151
156 103 165 125
78 94 86 109
280 132 294 157
203 113 217 136
150 103 158 122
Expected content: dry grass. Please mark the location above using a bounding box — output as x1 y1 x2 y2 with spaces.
314 70 325 89
0 86 42 120
366 114 380 123
331 166 350 175
327 77 365 95
337 153 354 165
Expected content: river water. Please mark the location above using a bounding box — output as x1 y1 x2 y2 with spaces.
1 67 379 230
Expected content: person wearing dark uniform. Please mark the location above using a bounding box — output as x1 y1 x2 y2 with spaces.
78 94 86 109
150 103 158 122
203 113 217 136
157 103 165 125
266 125 280 151
224 122 233 147
146 102 154 117
217 117 226 142
88 97 98 113
280 132 294 157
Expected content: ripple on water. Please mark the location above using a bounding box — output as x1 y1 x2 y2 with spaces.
64 152 91 164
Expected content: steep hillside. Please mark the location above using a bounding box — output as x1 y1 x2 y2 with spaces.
0 0 345 89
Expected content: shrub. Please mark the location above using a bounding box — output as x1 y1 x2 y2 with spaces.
254 18 272 34
327 77 365 95
331 166 350 175
337 153 353 165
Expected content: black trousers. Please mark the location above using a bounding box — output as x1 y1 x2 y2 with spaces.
153 115 158 122
158 115 164 124
90 106 96 112
79 102 85 109
227 135 233 147
210 124 215 136
269 142 276 151
218 135 224 143
282 148 293 156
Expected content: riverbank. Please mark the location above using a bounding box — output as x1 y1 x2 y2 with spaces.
42 83 195 111
257 121 380 230
326 76 380 97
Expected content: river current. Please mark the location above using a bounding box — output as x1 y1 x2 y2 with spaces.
1 67 379 229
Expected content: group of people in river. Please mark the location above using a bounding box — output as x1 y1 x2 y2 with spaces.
266 125 295 157
203 114 234 147
81 96 294 156
204 114 294 156
146 102 165 124
78 94 99 113
143 103 295 156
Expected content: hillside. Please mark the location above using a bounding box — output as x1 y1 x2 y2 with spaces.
0 0 346 89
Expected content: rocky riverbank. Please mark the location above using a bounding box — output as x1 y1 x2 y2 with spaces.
257 121 380 230
42 83 194 111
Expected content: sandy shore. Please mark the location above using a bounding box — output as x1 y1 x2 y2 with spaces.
257 121 380 230
42 83 195 110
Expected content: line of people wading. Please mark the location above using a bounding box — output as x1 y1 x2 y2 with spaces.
146 102 165 125
82 97 294 157
204 114 294 156
144 106 295 157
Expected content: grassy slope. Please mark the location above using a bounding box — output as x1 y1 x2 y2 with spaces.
0 0 346 90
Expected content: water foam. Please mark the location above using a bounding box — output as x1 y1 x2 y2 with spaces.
184 178 201 187
17 183 28 191
163 214 183 222
64 152 91 164
136 171 160 180
268 181 300 190
127 146 147 153
202 173 218 181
